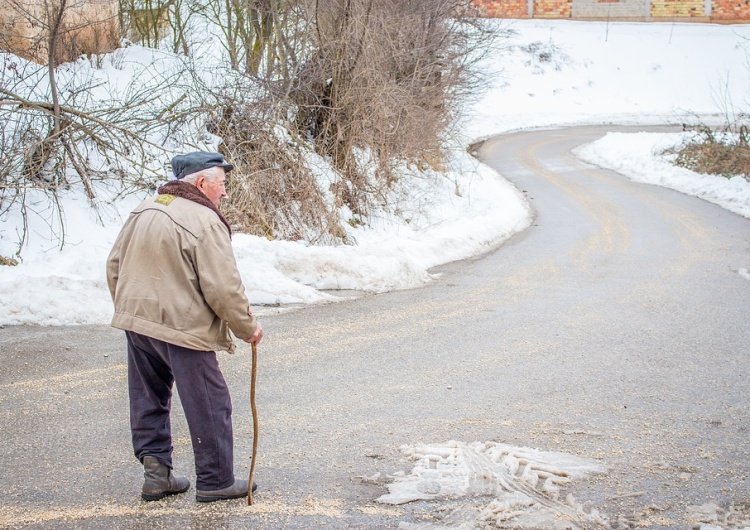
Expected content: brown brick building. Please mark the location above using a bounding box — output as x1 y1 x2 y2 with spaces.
472 0 750 21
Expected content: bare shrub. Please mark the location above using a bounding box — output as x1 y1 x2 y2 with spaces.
0 47 200 253
520 40 571 73
290 0 497 215
206 88 345 243
670 124 750 181
0 255 19 266
168 0 501 243
194 0 499 241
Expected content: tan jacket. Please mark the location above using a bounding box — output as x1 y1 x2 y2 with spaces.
106 193 257 353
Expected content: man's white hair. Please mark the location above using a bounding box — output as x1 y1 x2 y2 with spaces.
180 166 224 185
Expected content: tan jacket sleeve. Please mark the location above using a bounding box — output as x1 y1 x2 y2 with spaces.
194 223 258 341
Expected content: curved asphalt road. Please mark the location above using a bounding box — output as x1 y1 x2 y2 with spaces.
1 126 748 529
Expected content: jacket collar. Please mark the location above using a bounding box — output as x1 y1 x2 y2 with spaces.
157 180 232 237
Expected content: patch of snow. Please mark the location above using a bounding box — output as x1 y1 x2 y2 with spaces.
377 441 608 529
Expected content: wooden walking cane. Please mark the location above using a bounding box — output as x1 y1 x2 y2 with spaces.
247 342 259 506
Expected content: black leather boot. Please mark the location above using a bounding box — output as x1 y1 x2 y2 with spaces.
141 456 191 501
196 479 257 502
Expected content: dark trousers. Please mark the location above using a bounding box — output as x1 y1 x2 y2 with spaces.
126 330 235 490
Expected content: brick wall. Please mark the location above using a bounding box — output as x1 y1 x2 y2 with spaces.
712 0 750 19
651 0 705 17
473 0 750 19
473 0 530 17
534 0 574 17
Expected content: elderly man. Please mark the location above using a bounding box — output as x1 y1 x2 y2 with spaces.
107 152 263 502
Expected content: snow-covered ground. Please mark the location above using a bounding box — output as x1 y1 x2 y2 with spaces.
1 20 749 328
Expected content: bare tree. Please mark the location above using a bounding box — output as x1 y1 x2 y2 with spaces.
1 0 503 253
204 0 307 76
166 0 194 55
118 0 169 48
118 0 202 55
194 0 499 241
0 52 198 254
289 0 497 215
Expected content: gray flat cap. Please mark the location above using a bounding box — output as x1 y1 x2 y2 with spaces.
171 152 234 180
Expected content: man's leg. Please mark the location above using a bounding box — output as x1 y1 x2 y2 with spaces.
126 331 190 500
126 331 174 467
168 347 235 491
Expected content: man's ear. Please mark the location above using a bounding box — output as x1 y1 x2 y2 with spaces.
194 175 207 192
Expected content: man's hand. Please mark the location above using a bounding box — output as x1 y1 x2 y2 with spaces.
245 321 263 346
